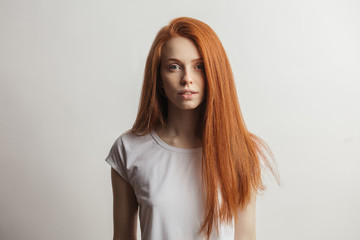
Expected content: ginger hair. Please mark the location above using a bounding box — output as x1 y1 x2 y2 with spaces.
130 16 279 239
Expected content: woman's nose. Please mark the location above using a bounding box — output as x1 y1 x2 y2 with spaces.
181 69 193 85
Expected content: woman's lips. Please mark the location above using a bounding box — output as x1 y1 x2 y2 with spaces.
178 90 198 94
178 92 198 100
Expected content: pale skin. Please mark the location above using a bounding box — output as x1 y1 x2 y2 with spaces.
111 36 256 240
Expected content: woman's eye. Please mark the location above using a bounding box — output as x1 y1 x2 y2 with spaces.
196 63 204 69
169 64 180 70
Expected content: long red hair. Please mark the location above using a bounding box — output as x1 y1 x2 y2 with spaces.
131 16 279 239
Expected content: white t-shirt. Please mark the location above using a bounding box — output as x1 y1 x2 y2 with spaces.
105 129 235 240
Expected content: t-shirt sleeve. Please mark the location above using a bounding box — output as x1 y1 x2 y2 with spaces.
105 137 129 183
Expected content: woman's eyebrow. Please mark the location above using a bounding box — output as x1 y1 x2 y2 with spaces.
165 57 203 62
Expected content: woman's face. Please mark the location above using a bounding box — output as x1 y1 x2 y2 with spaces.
160 36 206 111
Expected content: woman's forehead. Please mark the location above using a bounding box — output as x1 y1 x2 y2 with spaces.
161 36 201 61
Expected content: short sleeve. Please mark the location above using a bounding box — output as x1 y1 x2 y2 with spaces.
105 137 129 183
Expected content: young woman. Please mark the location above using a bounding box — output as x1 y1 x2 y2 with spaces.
105 17 278 240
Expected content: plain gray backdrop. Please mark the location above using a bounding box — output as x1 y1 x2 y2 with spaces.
1 0 359 239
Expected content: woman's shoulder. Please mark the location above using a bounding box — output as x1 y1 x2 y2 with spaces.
114 128 153 149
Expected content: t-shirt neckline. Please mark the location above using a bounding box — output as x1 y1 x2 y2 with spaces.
150 129 202 153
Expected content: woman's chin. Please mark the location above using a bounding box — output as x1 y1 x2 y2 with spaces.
172 103 202 112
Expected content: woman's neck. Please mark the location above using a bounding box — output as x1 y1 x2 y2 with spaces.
154 104 202 149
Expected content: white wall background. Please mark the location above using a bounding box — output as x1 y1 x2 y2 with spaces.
1 0 359 239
